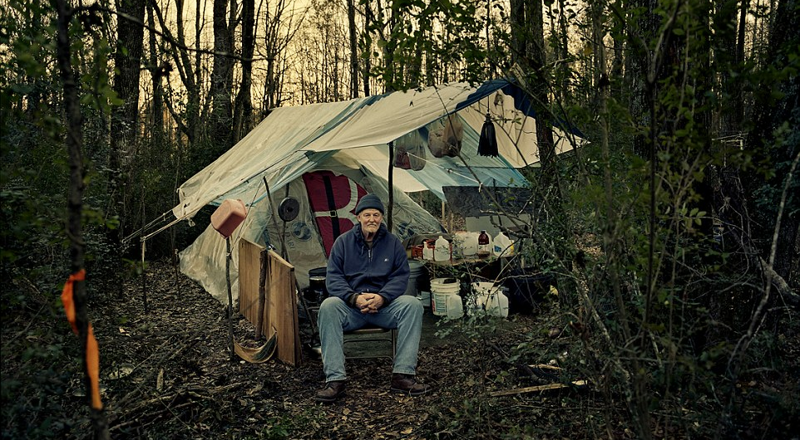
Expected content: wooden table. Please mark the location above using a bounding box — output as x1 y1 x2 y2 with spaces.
414 256 503 282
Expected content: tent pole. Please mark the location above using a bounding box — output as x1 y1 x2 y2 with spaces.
141 237 148 314
441 199 446 231
388 141 394 232
225 237 235 361
263 176 285 258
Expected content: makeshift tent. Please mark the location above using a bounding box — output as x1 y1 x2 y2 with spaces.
181 165 444 303
166 79 582 303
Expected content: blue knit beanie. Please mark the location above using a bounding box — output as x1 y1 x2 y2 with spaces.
355 194 385 215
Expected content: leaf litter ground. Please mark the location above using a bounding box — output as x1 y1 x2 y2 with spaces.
88 260 582 439
5 259 798 439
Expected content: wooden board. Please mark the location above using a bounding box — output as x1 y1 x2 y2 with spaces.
267 250 301 366
238 242 301 366
239 239 265 327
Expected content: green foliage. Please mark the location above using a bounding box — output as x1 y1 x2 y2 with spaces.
1 301 81 439
435 0 800 438
1 3 126 437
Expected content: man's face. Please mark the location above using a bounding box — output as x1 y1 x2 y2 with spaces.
357 209 383 235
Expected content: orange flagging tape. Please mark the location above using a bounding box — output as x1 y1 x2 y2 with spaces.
86 325 102 409
61 269 103 410
60 269 85 334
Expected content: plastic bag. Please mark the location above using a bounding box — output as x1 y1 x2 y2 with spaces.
427 116 463 158
394 129 426 170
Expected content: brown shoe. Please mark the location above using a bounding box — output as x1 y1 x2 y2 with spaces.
390 373 430 396
315 380 346 403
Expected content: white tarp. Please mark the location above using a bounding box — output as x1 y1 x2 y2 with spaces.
180 164 443 304
172 80 581 221
170 79 584 302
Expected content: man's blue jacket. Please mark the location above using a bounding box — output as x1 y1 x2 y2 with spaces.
325 222 410 306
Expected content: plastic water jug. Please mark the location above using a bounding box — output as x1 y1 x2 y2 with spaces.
469 282 496 315
434 236 450 262
492 232 514 257
451 232 465 259
452 232 470 258
423 240 434 260
446 294 464 319
485 292 510 318
463 232 479 257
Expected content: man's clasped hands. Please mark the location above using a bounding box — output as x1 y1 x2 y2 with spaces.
354 293 384 314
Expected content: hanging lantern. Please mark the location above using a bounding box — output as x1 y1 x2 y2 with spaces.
478 112 498 157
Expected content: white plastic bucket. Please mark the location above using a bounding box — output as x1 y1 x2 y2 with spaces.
431 278 460 316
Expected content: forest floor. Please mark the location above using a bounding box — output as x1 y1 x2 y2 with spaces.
3 260 799 439
56 261 603 439
93 261 585 439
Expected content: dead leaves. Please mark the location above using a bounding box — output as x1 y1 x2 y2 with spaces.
93 260 586 438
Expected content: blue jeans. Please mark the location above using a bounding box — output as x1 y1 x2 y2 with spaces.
317 295 423 382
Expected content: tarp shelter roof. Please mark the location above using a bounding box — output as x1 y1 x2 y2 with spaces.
171 79 582 222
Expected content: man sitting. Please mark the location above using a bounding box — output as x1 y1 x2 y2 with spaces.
315 194 429 402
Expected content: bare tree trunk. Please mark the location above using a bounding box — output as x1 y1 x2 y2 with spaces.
623 0 659 158
511 0 557 189
233 0 255 142
333 39 341 100
152 0 202 146
259 0 296 112
263 2 280 112
735 0 749 127
363 0 374 96
529 0 556 183
510 0 524 64
210 0 235 154
410 22 423 88
347 0 358 98
54 1 110 437
557 0 571 104
109 0 145 289
111 0 145 165
380 1 397 92
147 2 164 145
718 0 746 134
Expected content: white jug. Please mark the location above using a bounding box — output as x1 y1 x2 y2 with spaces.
423 240 434 260
452 232 467 259
446 294 464 319
485 292 510 318
469 282 497 315
434 236 451 262
492 232 514 257
462 232 479 257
